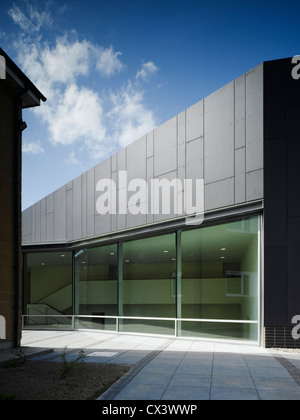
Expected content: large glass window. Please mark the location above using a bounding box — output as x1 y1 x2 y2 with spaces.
74 244 118 330
23 252 72 328
180 216 259 340
23 215 260 342
121 233 176 334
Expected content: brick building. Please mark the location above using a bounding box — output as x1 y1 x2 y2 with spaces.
0 48 45 349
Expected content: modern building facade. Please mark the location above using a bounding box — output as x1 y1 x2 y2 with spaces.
22 57 300 347
0 48 46 349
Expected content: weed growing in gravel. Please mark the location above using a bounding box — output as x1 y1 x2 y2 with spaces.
60 346 86 378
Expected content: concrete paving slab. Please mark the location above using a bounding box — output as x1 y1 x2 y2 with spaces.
115 383 167 400
211 387 259 400
2 330 300 400
253 376 300 392
212 374 256 389
162 385 210 400
257 389 300 400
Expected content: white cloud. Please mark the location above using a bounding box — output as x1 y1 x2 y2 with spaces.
94 45 123 77
136 61 159 81
9 3 158 164
8 4 38 33
8 3 52 33
22 141 44 155
44 84 106 146
108 82 156 148
65 151 80 166
41 38 90 84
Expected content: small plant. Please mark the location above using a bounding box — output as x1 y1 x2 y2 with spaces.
1 347 26 368
60 346 86 378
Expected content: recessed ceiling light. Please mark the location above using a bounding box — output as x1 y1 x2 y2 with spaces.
220 256 225 259
41 262 46 266
125 259 130 263
60 254 66 257
110 252 115 255
164 250 169 253
221 248 226 251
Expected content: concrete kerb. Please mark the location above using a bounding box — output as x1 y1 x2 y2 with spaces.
0 346 54 363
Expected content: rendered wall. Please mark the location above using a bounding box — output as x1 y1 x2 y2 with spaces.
22 63 264 245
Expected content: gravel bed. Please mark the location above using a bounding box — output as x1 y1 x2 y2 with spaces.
0 360 130 400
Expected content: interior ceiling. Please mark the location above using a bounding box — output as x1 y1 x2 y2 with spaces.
26 220 258 267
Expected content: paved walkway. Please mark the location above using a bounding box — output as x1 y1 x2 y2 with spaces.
2 330 300 400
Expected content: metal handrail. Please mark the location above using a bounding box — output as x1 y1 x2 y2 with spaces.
22 314 258 335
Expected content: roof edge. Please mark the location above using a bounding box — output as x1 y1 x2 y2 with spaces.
0 47 47 105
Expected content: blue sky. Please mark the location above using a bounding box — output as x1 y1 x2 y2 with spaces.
0 0 299 210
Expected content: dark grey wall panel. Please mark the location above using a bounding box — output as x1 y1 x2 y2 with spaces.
264 138 288 248
287 217 300 321
264 246 287 326
287 109 300 218
263 58 300 329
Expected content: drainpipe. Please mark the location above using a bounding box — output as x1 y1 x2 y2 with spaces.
13 87 28 348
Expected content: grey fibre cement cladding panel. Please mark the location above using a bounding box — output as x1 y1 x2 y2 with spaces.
204 81 235 184
22 63 264 245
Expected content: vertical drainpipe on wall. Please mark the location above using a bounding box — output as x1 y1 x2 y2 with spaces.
13 87 28 348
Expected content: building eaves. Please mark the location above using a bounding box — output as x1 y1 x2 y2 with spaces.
0 47 47 108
